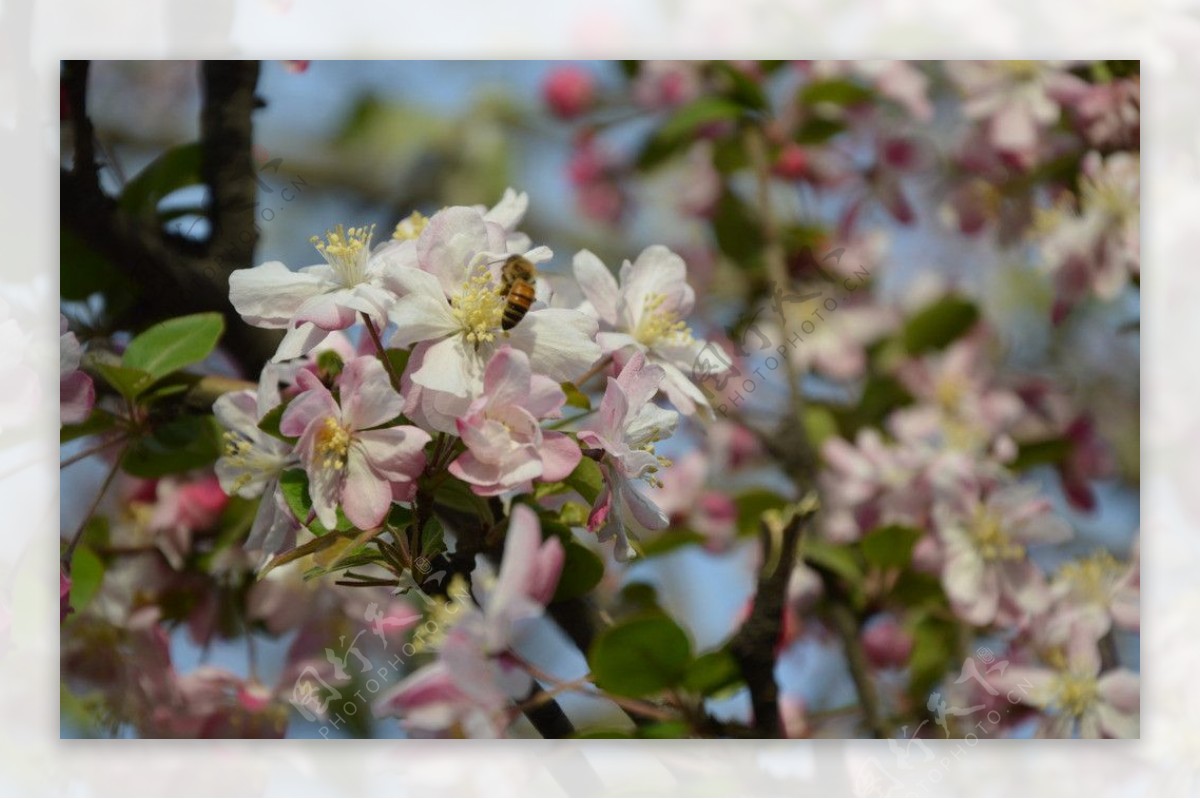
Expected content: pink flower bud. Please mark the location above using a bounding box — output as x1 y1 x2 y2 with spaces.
861 615 913 669
773 143 809 180
543 65 595 120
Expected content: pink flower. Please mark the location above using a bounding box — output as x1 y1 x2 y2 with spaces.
375 505 563 737
230 224 407 362
989 623 1138 738
578 353 678 559
449 348 581 496
146 474 230 569
281 356 430 530
543 65 595 119
947 61 1088 168
385 203 601 402
632 61 702 109
934 483 1071 627
573 245 724 415
861 614 914 669
60 314 94 426
1047 547 1139 638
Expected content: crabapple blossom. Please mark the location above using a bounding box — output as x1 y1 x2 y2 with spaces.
934 482 1071 627
577 352 678 560
213 374 298 558
280 356 430 530
990 622 1139 738
448 348 581 496
376 505 563 737
1048 548 1139 637
573 245 723 415
542 65 595 119
648 451 737 551
946 60 1088 167
386 205 600 401
60 314 94 426
229 223 404 361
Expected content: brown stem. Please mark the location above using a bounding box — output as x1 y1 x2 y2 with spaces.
729 508 812 737
362 314 402 392
573 354 613 388
62 446 125 567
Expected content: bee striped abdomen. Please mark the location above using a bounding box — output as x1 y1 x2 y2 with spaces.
501 280 536 330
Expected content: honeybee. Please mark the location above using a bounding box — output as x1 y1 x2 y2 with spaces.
498 254 537 331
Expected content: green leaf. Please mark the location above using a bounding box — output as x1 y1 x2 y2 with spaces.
834 374 912 435
260 533 345 577
861 525 923 570
121 416 222 478
637 97 744 170
119 142 203 217
94 362 153 401
713 61 768 110
1011 437 1071 471
799 79 874 108
560 381 591 411
637 721 692 739
712 189 765 263
277 468 336 535
256 401 296 443
60 409 119 444
908 614 958 702
383 348 411 380
419 517 445 559
563 457 604 506
589 614 693 698
891 571 946 610
803 539 863 586
68 545 105 614
574 729 634 739
638 528 707 558
123 312 225 382
552 539 604 602
734 488 790 537
803 404 839 450
794 117 846 145
683 649 744 697
901 295 979 355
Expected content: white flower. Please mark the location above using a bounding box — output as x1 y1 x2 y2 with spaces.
573 245 723 416
213 366 298 559
577 352 679 560
386 204 601 401
229 224 410 362
991 624 1139 738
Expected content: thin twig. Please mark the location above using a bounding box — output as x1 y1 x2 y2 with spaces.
362 314 402 392
572 354 613 389
62 447 125 566
60 432 129 470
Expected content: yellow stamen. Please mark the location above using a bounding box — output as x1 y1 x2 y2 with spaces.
450 265 506 347
971 508 1025 562
310 224 374 286
392 211 429 241
314 416 351 472
1057 551 1123 605
634 293 695 348
1050 670 1099 718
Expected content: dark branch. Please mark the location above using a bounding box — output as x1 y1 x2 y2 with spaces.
730 507 812 737
59 59 279 375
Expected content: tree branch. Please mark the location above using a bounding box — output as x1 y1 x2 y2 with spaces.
729 505 813 737
60 59 280 375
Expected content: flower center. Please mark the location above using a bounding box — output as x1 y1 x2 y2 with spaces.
634 293 694 348
1082 169 1137 223
393 211 429 241
314 416 351 472
311 224 374 287
1057 551 1122 605
971 509 1025 562
450 266 506 347
1050 671 1099 719
221 432 284 492
999 60 1041 81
